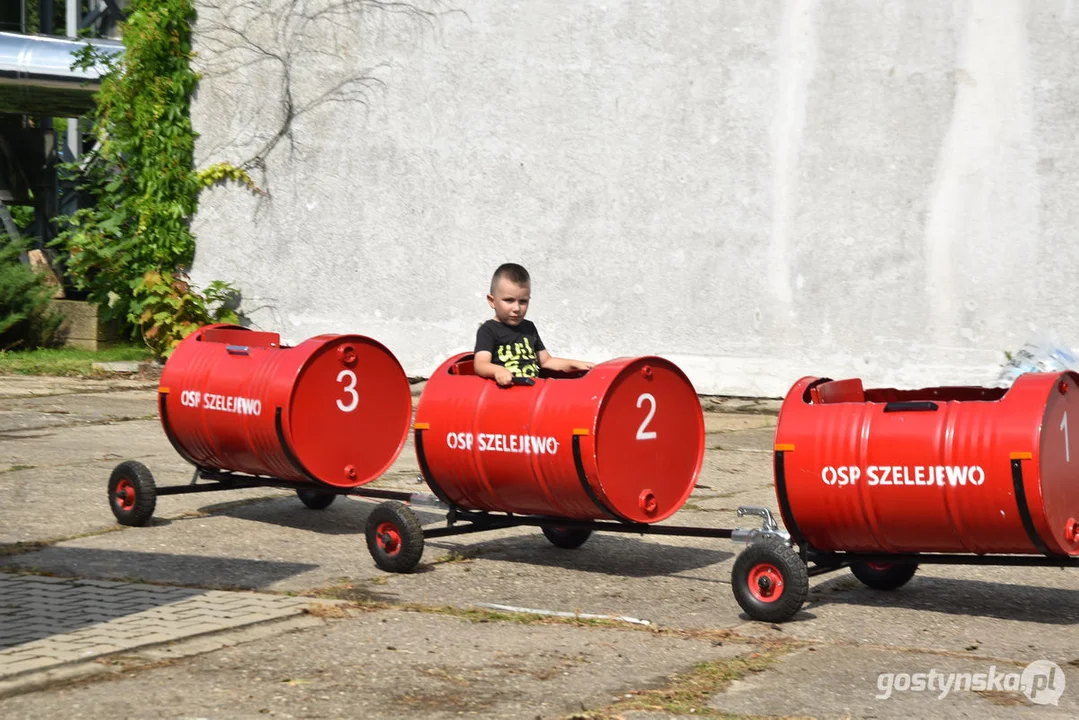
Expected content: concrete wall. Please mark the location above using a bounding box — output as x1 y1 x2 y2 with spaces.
190 0 1079 396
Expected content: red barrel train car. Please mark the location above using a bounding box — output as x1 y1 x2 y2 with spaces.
107 325 413 525
731 371 1079 622
362 352 714 572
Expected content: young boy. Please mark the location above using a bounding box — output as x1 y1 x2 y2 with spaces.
474 263 593 386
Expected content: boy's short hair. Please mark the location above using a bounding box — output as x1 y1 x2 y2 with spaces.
490 263 530 293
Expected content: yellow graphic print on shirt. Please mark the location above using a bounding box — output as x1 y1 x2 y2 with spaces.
497 337 540 378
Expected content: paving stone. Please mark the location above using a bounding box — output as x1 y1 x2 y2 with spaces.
72 580 131 589
0 573 318 682
0 657 56 674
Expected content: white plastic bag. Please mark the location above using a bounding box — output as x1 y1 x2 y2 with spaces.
998 330 1079 385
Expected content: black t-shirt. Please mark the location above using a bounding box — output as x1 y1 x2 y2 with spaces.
474 319 547 378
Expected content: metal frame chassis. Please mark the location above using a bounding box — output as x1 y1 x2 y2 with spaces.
771 447 1079 577
153 398 759 543
154 469 744 543
149 471 1079 573
802 549 1079 578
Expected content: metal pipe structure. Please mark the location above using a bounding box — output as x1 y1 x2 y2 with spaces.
0 31 122 116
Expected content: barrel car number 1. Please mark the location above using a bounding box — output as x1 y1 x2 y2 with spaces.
1062 411 1071 463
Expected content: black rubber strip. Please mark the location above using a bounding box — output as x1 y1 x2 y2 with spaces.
572 434 622 521
413 428 453 506
773 450 805 545
274 407 330 486
158 391 204 469
884 401 939 413
1011 458 1057 557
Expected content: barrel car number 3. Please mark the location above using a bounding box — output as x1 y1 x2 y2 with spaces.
336 369 359 412
636 393 657 441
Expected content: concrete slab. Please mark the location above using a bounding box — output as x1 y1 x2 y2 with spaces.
0 423 290 544
702 413 775 435
0 376 156 400
0 390 157 433
89 362 141 374
710 643 1077 719
0 608 751 719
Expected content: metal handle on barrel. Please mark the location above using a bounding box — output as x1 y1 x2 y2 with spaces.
883 401 938 413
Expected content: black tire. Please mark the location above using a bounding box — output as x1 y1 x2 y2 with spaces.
731 541 809 623
296 489 336 510
107 460 157 527
850 560 918 590
541 526 592 549
365 501 424 573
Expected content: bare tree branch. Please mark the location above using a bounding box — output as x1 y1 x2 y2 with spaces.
195 0 450 200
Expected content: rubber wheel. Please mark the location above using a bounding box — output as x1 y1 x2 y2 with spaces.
541 526 592 549
365 501 424 573
296 489 336 510
731 541 809 623
107 460 157 527
850 560 918 590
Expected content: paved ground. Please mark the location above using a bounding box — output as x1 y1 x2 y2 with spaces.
0 372 1077 719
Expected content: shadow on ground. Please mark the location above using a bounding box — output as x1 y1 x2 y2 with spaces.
0 548 318 591
0 575 209 650
426 532 733 577
191 495 444 535
807 573 1079 624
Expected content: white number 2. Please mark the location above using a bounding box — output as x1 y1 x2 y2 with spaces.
336 370 358 413
1062 411 1070 463
636 393 657 440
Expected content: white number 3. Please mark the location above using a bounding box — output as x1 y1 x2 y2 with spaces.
337 369 358 413
636 393 657 440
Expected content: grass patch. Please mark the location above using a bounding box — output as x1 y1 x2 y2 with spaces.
0 345 153 377
430 551 474 565
0 523 135 558
304 603 352 619
436 606 620 627
569 648 792 719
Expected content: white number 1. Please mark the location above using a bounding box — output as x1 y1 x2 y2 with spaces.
1062 411 1070 463
337 370 358 413
636 393 657 440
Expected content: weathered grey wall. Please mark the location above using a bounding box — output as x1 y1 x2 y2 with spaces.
190 0 1079 396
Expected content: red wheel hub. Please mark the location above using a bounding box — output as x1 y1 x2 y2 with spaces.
748 563 784 603
866 562 892 571
115 479 136 511
376 522 402 555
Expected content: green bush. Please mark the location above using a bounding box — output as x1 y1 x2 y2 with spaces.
0 241 63 350
130 269 239 357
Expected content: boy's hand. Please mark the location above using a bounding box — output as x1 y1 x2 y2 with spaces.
572 360 594 371
493 367 514 386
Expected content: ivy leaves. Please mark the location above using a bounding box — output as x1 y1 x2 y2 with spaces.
131 269 239 357
56 0 244 357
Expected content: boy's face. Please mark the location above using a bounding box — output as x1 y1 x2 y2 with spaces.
488 278 531 326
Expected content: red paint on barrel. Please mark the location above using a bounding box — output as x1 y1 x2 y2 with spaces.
774 372 1079 556
158 324 411 487
415 354 704 523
